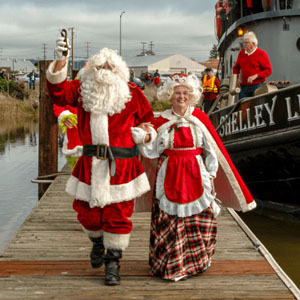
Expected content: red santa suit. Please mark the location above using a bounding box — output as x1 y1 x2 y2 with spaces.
46 58 155 250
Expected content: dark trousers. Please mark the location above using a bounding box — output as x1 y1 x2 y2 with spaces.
203 100 215 114
239 82 264 99
29 80 35 90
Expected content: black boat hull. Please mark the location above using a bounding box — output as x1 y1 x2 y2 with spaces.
210 84 300 204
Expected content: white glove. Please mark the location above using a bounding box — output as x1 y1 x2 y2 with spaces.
55 36 70 61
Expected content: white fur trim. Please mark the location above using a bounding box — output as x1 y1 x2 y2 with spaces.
145 127 157 145
66 175 91 200
82 227 103 238
188 115 249 212
131 127 147 145
62 145 83 157
57 110 73 124
65 173 151 208
247 200 257 211
46 60 68 84
131 127 157 145
103 231 130 251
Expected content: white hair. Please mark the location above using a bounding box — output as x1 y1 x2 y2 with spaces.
244 31 258 46
79 48 131 115
157 74 202 106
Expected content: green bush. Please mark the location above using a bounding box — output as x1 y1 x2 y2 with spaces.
151 100 172 111
0 78 8 92
0 78 29 100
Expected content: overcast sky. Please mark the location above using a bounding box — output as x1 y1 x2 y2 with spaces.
0 0 217 62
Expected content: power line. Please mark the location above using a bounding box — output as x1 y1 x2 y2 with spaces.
86 42 91 59
42 44 47 60
140 42 147 55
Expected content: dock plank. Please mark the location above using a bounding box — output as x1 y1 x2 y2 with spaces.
0 168 297 299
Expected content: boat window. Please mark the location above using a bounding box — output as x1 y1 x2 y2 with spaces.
297 37 300 51
279 0 294 9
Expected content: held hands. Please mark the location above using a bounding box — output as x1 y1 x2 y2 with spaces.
131 123 154 144
55 36 70 61
247 74 258 84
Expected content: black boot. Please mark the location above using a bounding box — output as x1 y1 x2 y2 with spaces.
89 236 105 268
104 249 122 286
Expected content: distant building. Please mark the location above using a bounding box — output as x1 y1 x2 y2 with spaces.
199 59 220 74
0 58 37 74
123 54 207 78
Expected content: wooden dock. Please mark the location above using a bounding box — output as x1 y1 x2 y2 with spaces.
0 166 299 300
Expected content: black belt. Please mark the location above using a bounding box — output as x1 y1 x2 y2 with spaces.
82 144 137 176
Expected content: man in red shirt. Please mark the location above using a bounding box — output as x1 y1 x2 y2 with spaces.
233 31 272 99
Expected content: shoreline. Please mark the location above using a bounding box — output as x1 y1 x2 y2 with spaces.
0 92 38 121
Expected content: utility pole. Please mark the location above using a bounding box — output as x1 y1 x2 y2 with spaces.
68 27 74 76
149 41 154 55
119 11 125 56
86 42 90 59
42 44 47 60
141 42 147 55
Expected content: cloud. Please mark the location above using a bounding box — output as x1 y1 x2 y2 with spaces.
0 1 217 62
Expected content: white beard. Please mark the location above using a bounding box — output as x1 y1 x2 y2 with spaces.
80 69 131 115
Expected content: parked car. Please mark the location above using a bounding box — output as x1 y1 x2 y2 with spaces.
133 77 145 90
160 73 172 84
15 73 29 83
15 73 40 84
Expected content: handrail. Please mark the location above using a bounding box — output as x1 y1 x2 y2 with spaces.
227 208 300 299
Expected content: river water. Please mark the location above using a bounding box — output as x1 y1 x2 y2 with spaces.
0 119 299 290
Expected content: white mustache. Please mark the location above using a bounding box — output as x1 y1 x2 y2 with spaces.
95 69 116 84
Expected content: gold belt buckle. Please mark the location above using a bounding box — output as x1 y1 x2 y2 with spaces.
96 144 108 160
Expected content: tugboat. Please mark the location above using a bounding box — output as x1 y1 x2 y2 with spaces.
210 0 300 206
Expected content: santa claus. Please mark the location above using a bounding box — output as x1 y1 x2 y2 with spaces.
46 36 156 286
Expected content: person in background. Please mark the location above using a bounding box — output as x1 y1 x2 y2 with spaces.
0 69 5 79
129 68 135 83
27 70 38 90
135 73 256 281
153 69 161 87
233 31 272 99
201 67 220 113
144 71 152 86
46 36 156 286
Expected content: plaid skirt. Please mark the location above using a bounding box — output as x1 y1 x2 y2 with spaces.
149 197 217 280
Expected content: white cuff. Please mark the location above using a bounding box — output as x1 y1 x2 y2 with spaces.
57 110 72 124
144 127 157 145
131 127 157 145
62 145 83 157
46 60 68 84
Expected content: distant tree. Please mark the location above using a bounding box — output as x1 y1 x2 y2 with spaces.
209 44 219 59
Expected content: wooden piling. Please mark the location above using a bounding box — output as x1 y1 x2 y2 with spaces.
38 60 58 199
